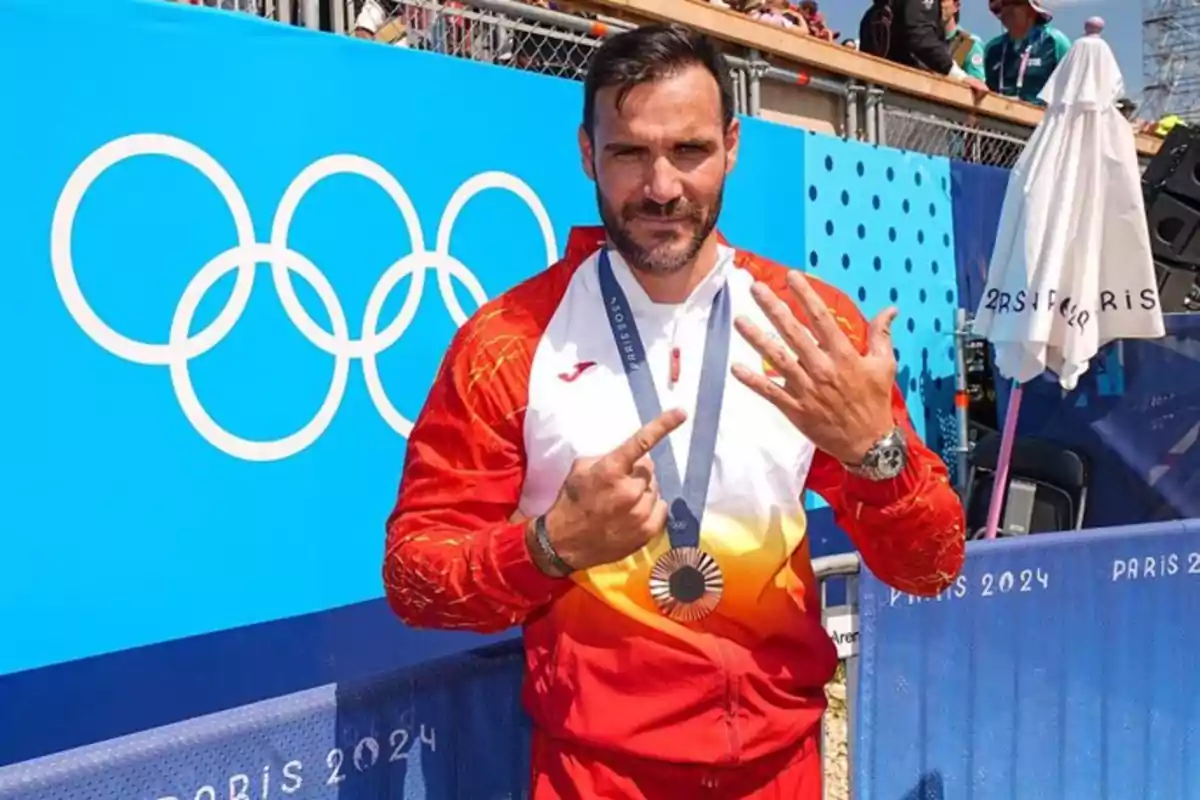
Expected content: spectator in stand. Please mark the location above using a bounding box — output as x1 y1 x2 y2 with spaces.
798 1 836 42
351 0 408 44
943 0 985 81
744 0 809 32
983 0 1071 105
859 0 988 98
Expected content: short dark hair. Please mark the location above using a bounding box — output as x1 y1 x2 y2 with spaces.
582 23 735 140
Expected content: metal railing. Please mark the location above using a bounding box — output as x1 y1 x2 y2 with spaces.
333 0 1030 158
167 0 1040 161
814 552 863 800
167 0 320 27
350 0 604 81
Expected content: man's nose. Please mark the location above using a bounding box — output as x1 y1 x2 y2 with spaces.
644 157 683 205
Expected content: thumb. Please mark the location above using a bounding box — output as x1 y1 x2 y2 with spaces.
867 307 899 359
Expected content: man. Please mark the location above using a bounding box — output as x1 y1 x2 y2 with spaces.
384 23 966 798
943 0 985 81
350 0 409 45
984 0 1072 105
859 0 989 98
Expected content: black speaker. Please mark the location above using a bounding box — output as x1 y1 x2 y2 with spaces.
1146 191 1200 264
1165 141 1200 207
1155 257 1200 313
1143 124 1200 192
1141 126 1200 311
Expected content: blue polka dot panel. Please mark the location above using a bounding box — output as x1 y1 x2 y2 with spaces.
802 134 960 478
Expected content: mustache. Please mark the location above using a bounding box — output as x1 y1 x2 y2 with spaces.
622 200 703 222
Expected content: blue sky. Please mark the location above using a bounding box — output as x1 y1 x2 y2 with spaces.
823 0 1144 99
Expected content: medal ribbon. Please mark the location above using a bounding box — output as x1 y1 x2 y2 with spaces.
598 249 731 551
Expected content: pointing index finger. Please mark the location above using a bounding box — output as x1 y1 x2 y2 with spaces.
610 408 687 472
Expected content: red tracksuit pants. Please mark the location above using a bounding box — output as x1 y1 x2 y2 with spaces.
530 730 822 799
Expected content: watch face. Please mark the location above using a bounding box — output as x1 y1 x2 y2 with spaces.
876 445 906 478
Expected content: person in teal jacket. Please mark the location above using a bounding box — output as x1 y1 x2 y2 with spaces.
984 0 1072 105
943 0 986 81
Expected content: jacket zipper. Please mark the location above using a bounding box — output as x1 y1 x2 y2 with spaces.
713 638 742 763
674 303 741 764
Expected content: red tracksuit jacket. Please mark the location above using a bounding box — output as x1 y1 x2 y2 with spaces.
384 226 965 767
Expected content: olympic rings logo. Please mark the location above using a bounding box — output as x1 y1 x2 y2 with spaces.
49 133 557 462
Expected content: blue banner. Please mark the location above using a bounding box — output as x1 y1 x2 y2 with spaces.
856 520 1200 800
950 160 1010 313
0 645 531 800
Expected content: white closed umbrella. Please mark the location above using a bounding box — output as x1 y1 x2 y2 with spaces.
972 33 1166 539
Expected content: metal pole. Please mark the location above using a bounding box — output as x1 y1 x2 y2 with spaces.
865 85 886 145
747 49 763 117
877 91 888 148
954 308 972 492
331 0 347 34
759 65 847 97
864 85 878 144
846 569 858 800
845 85 861 140
301 0 319 28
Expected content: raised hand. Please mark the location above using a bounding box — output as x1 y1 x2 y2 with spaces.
731 271 897 466
541 408 687 573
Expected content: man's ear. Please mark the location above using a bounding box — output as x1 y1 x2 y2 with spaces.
578 125 596 180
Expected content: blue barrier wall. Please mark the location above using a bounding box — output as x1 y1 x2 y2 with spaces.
856 519 1200 800
0 0 964 766
0 644 533 800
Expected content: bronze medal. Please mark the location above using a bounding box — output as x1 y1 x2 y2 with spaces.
649 546 724 623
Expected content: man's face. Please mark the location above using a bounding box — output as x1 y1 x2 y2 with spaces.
579 64 739 276
998 0 1031 28
941 0 958 23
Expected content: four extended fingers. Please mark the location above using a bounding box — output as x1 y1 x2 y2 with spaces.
784 271 857 360
746 283 826 373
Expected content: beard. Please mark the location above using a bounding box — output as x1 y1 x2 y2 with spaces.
597 184 723 276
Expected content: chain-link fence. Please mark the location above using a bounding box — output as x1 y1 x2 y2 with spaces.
164 0 269 16
171 0 1178 169
173 0 1039 162
341 0 1034 163
343 0 772 115
878 100 1030 169
353 0 602 81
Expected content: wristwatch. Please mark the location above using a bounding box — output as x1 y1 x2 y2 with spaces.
532 515 575 578
844 427 909 481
